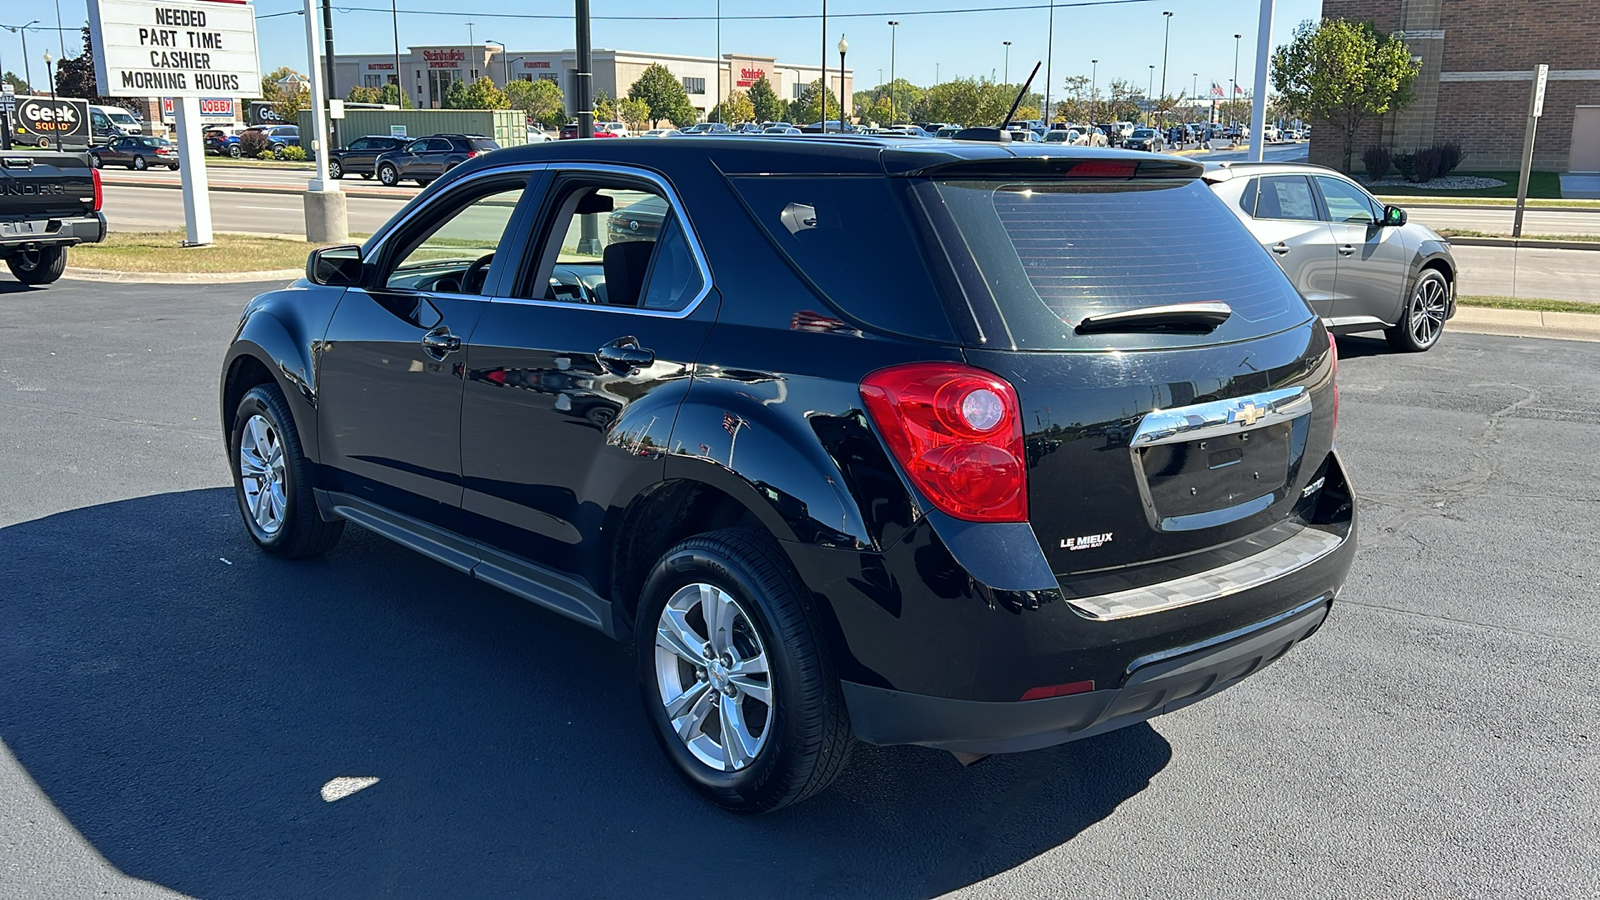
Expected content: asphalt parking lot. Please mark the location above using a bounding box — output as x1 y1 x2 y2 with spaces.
2 276 1597 900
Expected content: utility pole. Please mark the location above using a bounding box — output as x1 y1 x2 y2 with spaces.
391 0 402 106
1248 0 1273 161
1003 40 1011 85
887 21 898 125
1090 59 1097 123
321 0 338 147
1231 33 1241 127
1159 10 1172 110
821 0 827 127
715 0 721 122
1044 0 1055 125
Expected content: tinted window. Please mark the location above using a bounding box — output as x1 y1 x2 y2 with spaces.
923 178 1308 349
469 138 501 151
726 175 956 343
639 215 705 311
1245 175 1321 221
385 184 526 293
1315 176 1380 224
347 138 372 150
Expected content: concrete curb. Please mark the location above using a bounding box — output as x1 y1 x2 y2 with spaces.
1446 236 1600 251
1448 306 1600 342
99 176 407 201
1383 201 1600 213
65 268 301 284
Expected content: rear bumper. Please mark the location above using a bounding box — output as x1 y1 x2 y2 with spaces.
0 213 106 250
843 596 1331 754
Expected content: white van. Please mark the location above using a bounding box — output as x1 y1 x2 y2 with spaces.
88 105 143 139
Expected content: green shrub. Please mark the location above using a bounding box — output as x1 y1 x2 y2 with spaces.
256 150 276 160
237 128 270 157
1412 146 1443 183
1362 145 1392 179
278 145 307 161
1393 151 1416 182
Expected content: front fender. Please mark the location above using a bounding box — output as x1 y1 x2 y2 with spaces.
219 284 345 461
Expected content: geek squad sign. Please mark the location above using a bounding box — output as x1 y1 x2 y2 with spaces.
87 0 261 97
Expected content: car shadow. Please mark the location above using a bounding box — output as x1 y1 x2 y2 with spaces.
0 488 1170 900
0 278 42 294
1331 333 1396 360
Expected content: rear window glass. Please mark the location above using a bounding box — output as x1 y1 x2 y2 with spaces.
727 175 956 343
923 178 1309 350
471 139 502 151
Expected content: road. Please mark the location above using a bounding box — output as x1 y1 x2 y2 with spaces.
2 274 1597 899
103 182 405 236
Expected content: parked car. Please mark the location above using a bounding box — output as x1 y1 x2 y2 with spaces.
89 135 180 171
222 138 1354 812
88 104 143 140
606 193 669 242
0 149 105 285
638 128 677 138
680 122 732 135
327 135 407 179
1123 127 1165 152
526 128 557 143
1204 161 1457 352
1044 129 1075 144
1004 127 1043 143
599 121 631 138
248 124 301 158
373 134 501 186
203 127 243 157
762 126 802 135
935 126 962 138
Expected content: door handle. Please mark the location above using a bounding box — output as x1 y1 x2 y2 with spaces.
421 326 461 358
1271 242 1291 255
1338 245 1356 257
598 336 655 372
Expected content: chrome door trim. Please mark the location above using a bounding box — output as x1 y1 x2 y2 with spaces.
1130 386 1310 448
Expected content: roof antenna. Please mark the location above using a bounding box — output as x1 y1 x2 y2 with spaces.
952 61 1042 143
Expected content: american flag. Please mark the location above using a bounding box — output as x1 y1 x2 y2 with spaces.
1211 82 1224 98
723 412 743 435
1236 84 1245 96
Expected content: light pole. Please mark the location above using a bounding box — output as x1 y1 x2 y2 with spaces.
837 34 848 129
1147 65 1154 125
1002 41 1011 85
43 50 56 145
887 21 898 125
1159 10 1172 109
390 0 403 106
1044 0 1055 125
1232 33 1241 127
820 0 827 129
714 0 721 123
485 39 507 86
12 21 39 88
53 0 64 59
1090 59 1097 123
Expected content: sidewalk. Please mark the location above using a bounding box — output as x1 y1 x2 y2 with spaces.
1451 245 1600 303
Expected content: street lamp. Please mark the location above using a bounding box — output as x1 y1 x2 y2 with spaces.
837 34 848 130
887 20 898 125
390 0 402 105
7 21 39 88
1090 59 1097 123
1147 64 1154 125
1159 11 1172 107
43 50 56 147
1002 40 1011 85
1232 33 1241 127
485 39 507 86
1044 0 1055 125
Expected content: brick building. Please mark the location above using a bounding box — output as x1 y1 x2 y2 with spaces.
1312 0 1600 174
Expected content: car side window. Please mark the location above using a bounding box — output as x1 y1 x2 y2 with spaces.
348 138 371 150
1246 175 1320 221
382 181 528 295
1315 176 1380 225
519 180 704 312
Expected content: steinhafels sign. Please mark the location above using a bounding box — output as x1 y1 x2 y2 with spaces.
87 0 261 97
423 49 467 69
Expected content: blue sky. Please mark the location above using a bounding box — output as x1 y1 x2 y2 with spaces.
4 0 1319 97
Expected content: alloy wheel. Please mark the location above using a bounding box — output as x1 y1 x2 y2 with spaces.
1410 275 1448 349
329 160 342 179
654 583 774 772
238 414 288 536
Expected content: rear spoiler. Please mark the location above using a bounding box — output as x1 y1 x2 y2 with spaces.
883 152 1202 181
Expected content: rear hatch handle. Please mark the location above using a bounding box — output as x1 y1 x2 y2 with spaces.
1075 301 1233 335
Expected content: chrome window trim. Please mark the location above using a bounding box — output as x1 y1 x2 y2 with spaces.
1130 386 1310 448
492 161 715 320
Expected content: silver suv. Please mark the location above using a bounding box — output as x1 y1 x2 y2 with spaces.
1204 162 1457 352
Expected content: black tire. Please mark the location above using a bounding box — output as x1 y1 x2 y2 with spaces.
229 383 344 558
1385 269 1450 353
132 155 147 170
328 159 343 179
169 162 180 171
378 164 399 186
7 245 68 285
414 178 432 187
635 528 853 813
273 146 286 159
360 171 373 180
228 144 242 158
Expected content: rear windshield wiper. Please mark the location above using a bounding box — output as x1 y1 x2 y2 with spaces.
1075 301 1233 335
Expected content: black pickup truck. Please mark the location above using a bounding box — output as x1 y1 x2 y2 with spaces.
1 150 106 285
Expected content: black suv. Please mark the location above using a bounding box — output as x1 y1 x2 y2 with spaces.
220 138 1355 812
373 134 501 186
327 135 408 179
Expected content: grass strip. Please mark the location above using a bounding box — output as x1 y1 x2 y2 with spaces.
1458 295 1600 315
70 231 324 273
1365 171 1563 200
1439 229 1600 242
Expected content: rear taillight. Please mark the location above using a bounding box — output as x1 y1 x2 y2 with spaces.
1328 332 1339 439
91 166 103 211
466 150 479 158
860 362 1028 523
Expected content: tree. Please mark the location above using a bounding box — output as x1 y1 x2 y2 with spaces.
593 89 619 122
1272 17 1420 173
461 76 508 110
1105 79 1145 122
710 90 755 125
377 82 411 108
627 63 696 128
2 71 34 95
746 76 782 123
54 26 101 102
506 78 564 126
618 97 651 131
346 85 382 104
442 77 468 110
792 80 842 124
261 66 310 122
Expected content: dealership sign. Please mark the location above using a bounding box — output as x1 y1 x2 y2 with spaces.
87 0 261 97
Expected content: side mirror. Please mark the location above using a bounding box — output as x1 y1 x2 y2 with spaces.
307 245 364 286
1384 205 1407 227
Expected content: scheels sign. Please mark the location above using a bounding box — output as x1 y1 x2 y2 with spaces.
735 67 766 88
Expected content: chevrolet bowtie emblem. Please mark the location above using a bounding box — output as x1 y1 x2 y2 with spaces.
1229 401 1264 426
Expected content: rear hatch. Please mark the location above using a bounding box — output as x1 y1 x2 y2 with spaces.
0 152 96 222
903 157 1336 587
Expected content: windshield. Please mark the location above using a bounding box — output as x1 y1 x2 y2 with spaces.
918 178 1309 350
110 112 138 125
1132 129 1155 137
